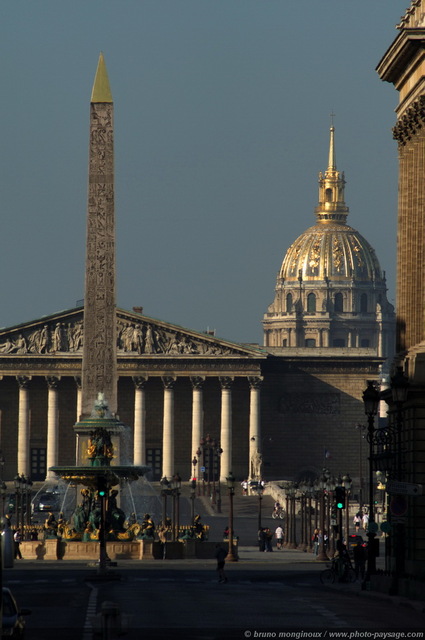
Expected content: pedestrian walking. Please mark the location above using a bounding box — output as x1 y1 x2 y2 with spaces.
13 529 23 559
275 525 284 550
353 512 361 532
362 511 369 531
264 527 273 552
214 544 228 583
241 480 248 495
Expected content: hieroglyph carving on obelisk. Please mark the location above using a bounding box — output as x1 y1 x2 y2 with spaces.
81 53 117 417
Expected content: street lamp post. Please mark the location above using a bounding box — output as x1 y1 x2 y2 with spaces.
160 476 171 528
195 447 202 496
226 471 238 562
343 473 352 544
256 481 264 531
190 478 197 526
214 442 223 513
363 379 381 579
171 473 181 542
317 472 329 561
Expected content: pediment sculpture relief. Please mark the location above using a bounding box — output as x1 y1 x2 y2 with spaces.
0 315 243 357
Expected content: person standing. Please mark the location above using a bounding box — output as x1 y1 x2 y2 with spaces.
275 525 284 550
214 544 228 583
13 529 23 559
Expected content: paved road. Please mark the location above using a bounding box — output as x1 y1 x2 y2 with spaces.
5 548 425 640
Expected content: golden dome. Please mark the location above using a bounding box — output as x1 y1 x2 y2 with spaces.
280 125 383 284
280 221 382 283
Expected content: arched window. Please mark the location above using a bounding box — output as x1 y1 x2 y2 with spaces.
360 294 368 313
334 292 343 313
286 293 293 313
307 293 316 313
325 188 333 202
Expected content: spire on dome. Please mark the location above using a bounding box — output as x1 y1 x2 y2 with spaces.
328 123 336 171
315 121 349 225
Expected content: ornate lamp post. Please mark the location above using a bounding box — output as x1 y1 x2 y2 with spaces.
256 481 264 531
286 483 298 549
160 476 171 529
317 472 329 561
343 473 352 544
298 479 308 552
363 379 381 578
192 456 198 481
170 473 181 542
214 441 223 513
226 471 238 562
195 447 202 496
190 478 197 526
326 475 336 555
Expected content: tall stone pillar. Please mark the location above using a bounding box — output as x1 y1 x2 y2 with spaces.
248 377 263 480
74 377 82 422
162 377 176 479
16 376 31 476
133 376 148 466
81 53 117 417
219 377 233 482
190 377 204 472
46 377 60 480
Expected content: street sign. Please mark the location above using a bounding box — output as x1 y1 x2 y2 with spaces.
380 521 391 533
200 466 206 472
386 480 423 496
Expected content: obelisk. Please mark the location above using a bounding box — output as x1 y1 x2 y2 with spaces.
81 53 117 418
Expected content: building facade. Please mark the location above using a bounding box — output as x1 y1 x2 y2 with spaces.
377 0 425 579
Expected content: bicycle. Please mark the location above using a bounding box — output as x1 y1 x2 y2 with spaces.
320 558 356 584
271 507 285 520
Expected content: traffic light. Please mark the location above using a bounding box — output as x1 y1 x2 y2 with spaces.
97 476 108 498
335 486 346 509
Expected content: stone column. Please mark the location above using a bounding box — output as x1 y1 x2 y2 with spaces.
219 377 233 482
16 376 31 476
190 377 204 473
74 377 82 422
46 377 60 480
248 377 263 480
133 376 148 466
162 376 176 479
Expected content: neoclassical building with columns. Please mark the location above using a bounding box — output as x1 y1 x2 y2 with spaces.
0 59 393 490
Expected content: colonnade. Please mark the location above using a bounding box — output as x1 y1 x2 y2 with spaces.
14 374 263 482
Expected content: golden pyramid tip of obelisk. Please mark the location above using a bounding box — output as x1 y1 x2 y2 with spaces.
91 52 113 103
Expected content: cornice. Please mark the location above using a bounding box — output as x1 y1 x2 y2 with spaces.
393 94 425 143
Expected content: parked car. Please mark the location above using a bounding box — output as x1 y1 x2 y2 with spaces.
34 492 60 512
2 586 31 638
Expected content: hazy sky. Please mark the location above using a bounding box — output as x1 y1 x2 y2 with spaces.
0 1 408 344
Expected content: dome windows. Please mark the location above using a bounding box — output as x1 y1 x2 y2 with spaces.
307 293 316 313
334 292 343 313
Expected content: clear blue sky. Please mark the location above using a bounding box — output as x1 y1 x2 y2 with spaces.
0 1 408 344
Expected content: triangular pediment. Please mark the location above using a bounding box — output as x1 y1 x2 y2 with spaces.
0 307 265 359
